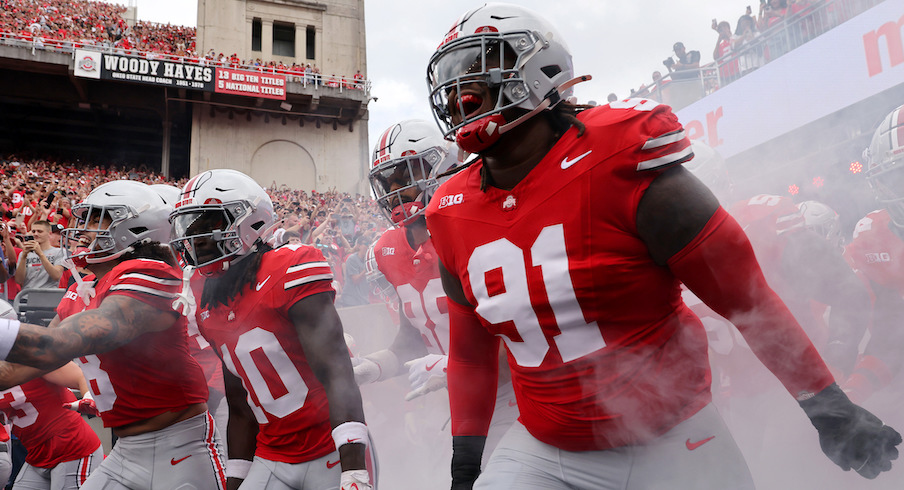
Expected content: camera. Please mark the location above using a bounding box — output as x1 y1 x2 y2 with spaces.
22 235 34 242
663 57 675 68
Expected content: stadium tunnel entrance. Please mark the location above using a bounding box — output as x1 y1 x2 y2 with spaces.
0 62 192 178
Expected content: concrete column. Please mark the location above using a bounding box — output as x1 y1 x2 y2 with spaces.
296 24 306 64
262 20 273 59
247 18 256 57
161 118 171 178
316 26 323 64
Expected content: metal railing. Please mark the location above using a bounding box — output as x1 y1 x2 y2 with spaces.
642 0 884 107
0 31 371 94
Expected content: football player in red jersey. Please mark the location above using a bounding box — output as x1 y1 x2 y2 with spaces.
0 180 226 489
360 119 518 472
358 120 463 398
841 103 904 404
168 169 371 490
423 4 900 489
0 361 103 489
728 194 872 374
153 183 231 455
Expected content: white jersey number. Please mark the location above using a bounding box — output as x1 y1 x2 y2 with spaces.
396 278 449 354
221 327 309 423
467 224 606 367
609 97 659 111
77 354 117 412
0 386 38 428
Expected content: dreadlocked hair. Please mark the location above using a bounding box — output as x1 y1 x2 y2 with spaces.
546 101 591 139
121 241 177 267
200 241 274 309
477 101 592 192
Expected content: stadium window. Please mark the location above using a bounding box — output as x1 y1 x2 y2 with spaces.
251 18 262 52
273 22 295 57
306 26 316 60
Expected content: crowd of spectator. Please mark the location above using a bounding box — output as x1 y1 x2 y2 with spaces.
0 0 366 90
621 0 876 101
265 182 388 306
0 155 389 309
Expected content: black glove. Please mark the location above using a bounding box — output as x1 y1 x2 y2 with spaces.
799 383 901 478
451 435 485 490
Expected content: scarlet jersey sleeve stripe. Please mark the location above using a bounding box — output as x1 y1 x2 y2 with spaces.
118 273 181 287
284 260 333 289
640 129 686 150
286 261 330 274
285 273 333 290
636 144 693 171
110 284 177 298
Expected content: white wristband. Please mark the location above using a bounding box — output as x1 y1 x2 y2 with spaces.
225 459 252 479
0 319 20 361
332 421 368 450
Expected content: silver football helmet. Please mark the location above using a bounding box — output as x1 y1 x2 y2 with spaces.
61 180 173 264
427 3 585 152
150 184 183 206
865 103 904 229
369 119 463 226
168 169 274 276
798 200 843 249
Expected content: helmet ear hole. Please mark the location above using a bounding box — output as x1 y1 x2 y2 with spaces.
250 220 265 231
540 65 561 78
129 226 149 236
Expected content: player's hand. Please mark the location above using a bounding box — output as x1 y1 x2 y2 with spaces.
799 383 901 478
404 353 447 401
64 391 100 417
352 356 381 385
340 469 372 490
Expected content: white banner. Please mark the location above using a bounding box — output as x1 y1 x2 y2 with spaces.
73 49 101 79
676 1 904 158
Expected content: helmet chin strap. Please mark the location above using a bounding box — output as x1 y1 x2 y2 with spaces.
497 75 592 136
84 246 134 264
60 257 94 306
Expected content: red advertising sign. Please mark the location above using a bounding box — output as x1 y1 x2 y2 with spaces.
215 68 286 100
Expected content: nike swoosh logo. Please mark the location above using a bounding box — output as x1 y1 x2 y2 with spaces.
426 359 442 371
561 150 593 169
685 436 715 450
347 437 361 443
256 275 271 291
171 455 192 465
508 399 517 407
326 459 340 469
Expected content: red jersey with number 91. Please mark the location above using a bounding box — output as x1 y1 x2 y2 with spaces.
373 227 449 354
55 259 209 428
0 377 100 468
427 101 712 451
194 245 336 463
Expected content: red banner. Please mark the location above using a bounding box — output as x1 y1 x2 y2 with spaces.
214 67 286 100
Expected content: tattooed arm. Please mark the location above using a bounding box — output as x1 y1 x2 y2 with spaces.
4 295 179 371
0 314 63 389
